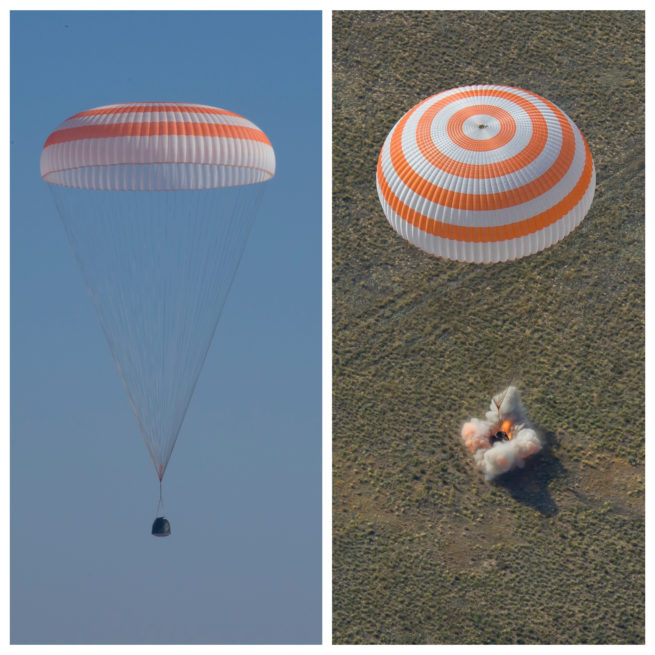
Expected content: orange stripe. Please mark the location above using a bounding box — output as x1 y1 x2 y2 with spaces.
446 105 516 152
377 131 593 243
44 121 271 148
414 90 549 179
70 104 240 119
389 90 574 210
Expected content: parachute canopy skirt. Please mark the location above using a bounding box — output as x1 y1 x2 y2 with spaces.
376 85 595 263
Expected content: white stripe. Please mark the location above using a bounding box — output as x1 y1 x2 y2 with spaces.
44 163 272 191
462 115 502 140
75 102 220 111
41 134 275 179
58 111 256 130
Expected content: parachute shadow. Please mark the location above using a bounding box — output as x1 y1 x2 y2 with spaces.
493 429 564 516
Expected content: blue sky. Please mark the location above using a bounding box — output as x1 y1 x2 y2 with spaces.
10 10 322 644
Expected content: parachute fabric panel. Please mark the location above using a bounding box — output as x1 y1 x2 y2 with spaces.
41 102 275 190
50 184 264 479
376 85 595 263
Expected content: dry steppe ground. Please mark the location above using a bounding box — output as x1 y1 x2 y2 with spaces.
333 10 644 644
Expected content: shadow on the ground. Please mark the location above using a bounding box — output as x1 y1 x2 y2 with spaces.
493 428 564 516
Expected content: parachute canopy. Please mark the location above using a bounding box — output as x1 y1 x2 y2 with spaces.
377 85 595 263
41 102 275 190
42 102 274 485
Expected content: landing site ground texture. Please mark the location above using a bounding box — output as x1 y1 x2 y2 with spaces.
332 10 644 644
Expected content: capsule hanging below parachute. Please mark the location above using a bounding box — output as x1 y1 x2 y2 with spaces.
41 102 276 535
376 85 595 263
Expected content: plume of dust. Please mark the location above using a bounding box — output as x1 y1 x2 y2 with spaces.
461 386 542 480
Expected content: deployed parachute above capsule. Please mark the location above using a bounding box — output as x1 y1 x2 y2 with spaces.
376 85 595 263
41 102 275 535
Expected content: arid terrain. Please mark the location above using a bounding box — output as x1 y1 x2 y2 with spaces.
332 11 644 644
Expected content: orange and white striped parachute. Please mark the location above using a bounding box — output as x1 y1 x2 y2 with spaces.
41 102 274 516
376 85 595 263
41 101 275 190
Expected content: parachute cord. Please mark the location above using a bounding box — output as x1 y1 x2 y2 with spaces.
156 479 165 517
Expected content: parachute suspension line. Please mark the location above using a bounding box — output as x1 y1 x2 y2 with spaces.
156 478 165 517
161 183 266 448
152 477 170 536
50 178 267 482
150 183 266 479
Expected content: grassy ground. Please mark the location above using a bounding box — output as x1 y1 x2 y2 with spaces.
332 11 644 644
